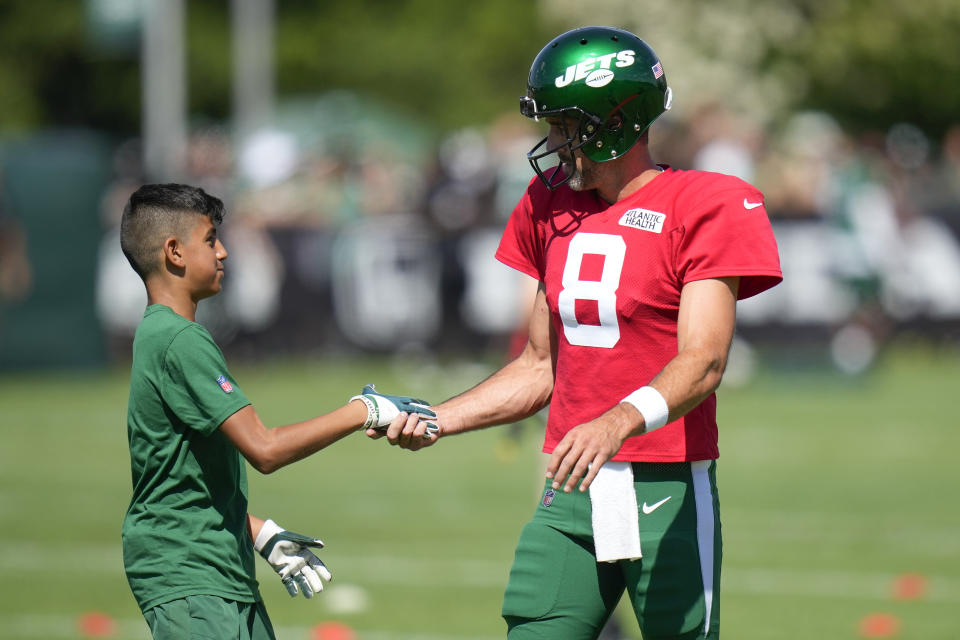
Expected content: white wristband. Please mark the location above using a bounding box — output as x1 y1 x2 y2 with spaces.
350 394 378 429
622 386 669 432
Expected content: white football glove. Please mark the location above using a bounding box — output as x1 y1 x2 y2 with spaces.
254 519 331 598
351 384 438 436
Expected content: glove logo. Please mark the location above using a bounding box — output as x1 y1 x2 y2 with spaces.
216 375 234 393
542 489 556 507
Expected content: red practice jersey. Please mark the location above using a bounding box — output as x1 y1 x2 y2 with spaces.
495 167 782 462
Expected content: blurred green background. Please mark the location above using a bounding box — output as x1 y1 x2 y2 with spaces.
1 0 959 638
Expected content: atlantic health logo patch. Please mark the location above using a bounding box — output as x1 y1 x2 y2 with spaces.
619 208 666 234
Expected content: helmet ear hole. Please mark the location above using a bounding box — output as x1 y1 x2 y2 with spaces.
606 114 624 131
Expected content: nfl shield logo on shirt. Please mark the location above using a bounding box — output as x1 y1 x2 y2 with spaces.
542 489 556 507
216 375 234 393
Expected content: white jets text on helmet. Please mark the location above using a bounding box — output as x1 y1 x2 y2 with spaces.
555 50 636 88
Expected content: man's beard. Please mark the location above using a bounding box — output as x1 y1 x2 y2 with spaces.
563 162 593 191
559 155 591 191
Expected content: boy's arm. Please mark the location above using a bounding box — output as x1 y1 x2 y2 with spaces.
221 401 367 474
248 514 266 541
221 389 433 473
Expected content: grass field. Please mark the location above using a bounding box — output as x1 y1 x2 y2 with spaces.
1 340 958 639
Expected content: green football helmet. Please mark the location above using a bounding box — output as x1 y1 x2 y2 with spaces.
520 26 673 189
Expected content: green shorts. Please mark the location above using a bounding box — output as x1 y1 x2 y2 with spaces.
502 461 721 640
143 595 276 640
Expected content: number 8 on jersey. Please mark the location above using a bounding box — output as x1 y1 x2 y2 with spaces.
557 233 626 348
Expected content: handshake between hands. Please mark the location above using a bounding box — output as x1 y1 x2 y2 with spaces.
352 383 439 445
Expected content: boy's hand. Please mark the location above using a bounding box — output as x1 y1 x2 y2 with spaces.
351 384 438 436
254 519 331 599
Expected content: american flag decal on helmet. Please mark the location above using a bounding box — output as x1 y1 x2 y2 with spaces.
652 61 664 79
216 375 234 393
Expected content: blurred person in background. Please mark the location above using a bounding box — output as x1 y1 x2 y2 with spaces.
372 26 782 639
0 207 33 305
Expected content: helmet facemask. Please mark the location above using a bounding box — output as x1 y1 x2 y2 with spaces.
520 96 605 190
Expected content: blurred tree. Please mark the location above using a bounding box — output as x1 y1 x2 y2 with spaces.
795 0 960 137
272 0 557 130
542 0 960 139
0 0 556 136
0 1 140 134
0 0 957 139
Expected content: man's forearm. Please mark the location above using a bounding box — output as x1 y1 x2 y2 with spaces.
617 346 727 439
648 347 726 420
436 348 553 435
621 277 738 437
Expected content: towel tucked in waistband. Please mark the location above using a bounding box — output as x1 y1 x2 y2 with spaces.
589 461 642 563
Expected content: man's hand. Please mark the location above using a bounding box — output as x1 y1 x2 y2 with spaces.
254 519 332 598
545 404 640 492
372 409 441 450
351 384 437 437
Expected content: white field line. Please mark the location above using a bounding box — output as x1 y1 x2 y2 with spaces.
724 508 960 554
0 545 506 587
1 543 958 603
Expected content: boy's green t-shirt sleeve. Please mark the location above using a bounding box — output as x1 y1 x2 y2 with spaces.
161 325 251 436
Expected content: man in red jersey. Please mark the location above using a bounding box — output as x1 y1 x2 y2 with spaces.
370 26 782 639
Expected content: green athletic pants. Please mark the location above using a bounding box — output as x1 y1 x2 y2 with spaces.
143 595 276 640
502 461 722 640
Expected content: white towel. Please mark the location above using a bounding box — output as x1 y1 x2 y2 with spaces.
589 461 642 563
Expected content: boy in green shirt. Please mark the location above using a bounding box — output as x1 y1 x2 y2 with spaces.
119 183 432 639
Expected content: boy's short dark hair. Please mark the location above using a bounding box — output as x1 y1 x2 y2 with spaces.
120 183 224 280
